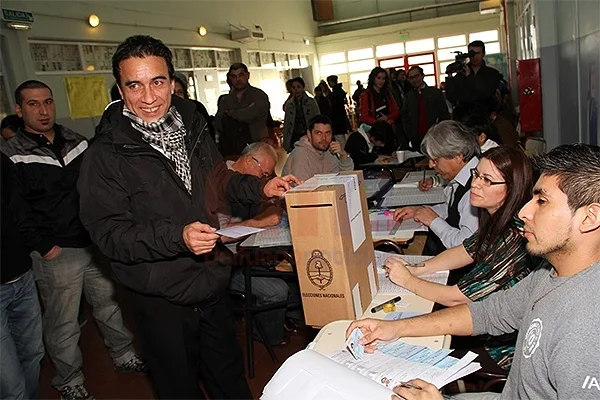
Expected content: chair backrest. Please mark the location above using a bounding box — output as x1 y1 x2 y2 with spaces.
525 137 547 156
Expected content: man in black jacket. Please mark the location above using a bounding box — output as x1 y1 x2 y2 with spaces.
445 40 502 114
344 121 390 167
402 66 451 151
78 35 298 399
2 80 144 400
1 153 44 399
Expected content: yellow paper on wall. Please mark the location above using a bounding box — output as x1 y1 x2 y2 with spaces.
64 76 109 119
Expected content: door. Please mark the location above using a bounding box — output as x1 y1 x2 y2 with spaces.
517 59 543 133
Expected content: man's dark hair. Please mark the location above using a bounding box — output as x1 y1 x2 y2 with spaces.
112 35 175 86
459 111 502 144
369 121 391 144
110 83 121 102
14 80 53 106
533 143 600 211
292 77 306 88
1 114 22 131
468 40 486 53
327 75 338 84
228 63 249 74
308 115 332 131
408 65 424 76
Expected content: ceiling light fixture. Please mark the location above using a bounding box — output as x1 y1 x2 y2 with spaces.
88 14 100 28
304 38 310 46
6 22 31 30
198 26 207 36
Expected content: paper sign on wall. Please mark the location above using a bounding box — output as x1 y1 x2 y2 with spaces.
64 75 109 119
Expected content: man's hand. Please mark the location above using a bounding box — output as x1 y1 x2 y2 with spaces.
413 207 439 227
257 205 283 227
345 318 401 353
183 222 219 255
462 65 471 76
42 245 61 260
418 178 433 191
329 141 348 158
392 379 443 400
384 256 414 287
263 175 302 198
393 206 420 221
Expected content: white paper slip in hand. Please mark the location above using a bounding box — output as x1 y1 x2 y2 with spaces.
216 226 265 239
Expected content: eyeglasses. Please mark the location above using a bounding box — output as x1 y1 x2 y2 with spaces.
407 74 422 80
251 156 271 178
470 168 506 186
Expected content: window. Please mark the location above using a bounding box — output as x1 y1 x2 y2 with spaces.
379 57 404 70
376 43 405 58
348 59 375 73
350 72 370 86
405 38 435 54
485 42 502 54
437 34 466 49
347 48 373 61
407 54 434 65
320 52 345 65
437 46 468 61
420 64 435 75
469 30 499 43
424 76 436 87
320 62 348 76
439 61 453 72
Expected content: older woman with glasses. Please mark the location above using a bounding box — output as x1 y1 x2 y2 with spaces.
394 120 480 268
385 145 536 371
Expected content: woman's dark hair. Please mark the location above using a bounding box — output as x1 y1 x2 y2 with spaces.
473 146 534 258
112 35 175 86
367 67 390 97
460 111 502 144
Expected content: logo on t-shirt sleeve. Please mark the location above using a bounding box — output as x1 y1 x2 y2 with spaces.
523 318 543 358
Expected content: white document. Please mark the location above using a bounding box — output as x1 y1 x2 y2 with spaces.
313 174 366 252
374 251 449 296
216 226 265 239
394 170 438 188
351 283 362 319
366 262 377 300
381 186 446 207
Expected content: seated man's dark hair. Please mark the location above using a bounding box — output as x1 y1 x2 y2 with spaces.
459 111 502 145
369 121 392 144
112 35 175 86
533 143 600 211
15 80 52 106
308 115 332 132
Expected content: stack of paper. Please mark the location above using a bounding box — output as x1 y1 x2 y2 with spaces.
330 343 480 390
381 186 446 207
364 178 391 198
369 211 426 238
374 251 449 296
394 170 438 188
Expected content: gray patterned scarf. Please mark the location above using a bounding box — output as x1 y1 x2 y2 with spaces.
123 105 192 193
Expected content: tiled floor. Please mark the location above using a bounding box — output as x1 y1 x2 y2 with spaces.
39 295 316 399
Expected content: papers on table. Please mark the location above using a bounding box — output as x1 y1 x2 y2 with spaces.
394 170 438 188
215 225 264 238
369 211 426 238
330 343 480 390
381 186 446 207
364 178 391 198
374 251 449 296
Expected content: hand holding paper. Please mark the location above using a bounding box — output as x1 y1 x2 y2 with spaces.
183 222 219 255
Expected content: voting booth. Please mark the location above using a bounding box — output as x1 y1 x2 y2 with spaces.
285 171 378 327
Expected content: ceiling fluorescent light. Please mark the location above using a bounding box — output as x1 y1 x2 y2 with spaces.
6 22 31 30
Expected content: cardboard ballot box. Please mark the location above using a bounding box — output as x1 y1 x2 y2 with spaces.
285 171 378 327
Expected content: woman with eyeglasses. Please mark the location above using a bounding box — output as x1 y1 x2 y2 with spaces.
384 145 536 371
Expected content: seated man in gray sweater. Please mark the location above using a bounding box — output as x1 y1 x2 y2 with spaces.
282 115 354 181
347 143 600 400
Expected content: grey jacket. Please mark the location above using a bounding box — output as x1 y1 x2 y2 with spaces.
283 93 320 152
469 260 600 399
402 85 450 147
215 85 270 142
